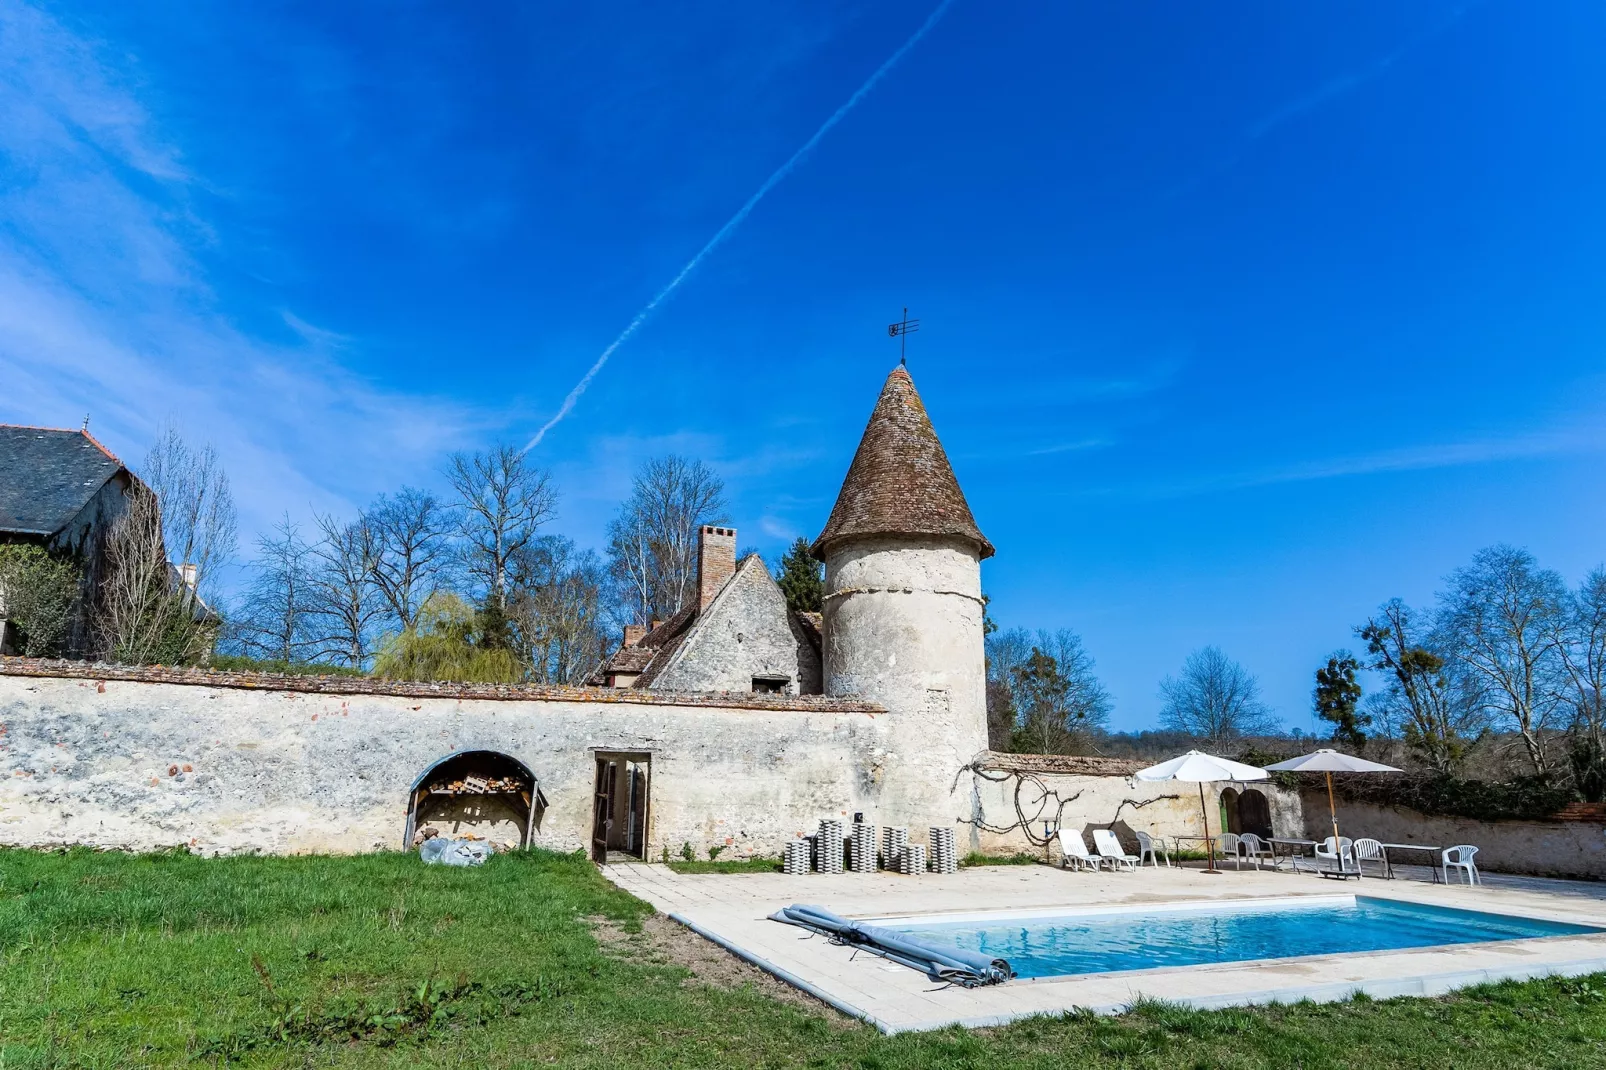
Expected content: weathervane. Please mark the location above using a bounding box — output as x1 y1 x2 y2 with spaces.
887 307 919 365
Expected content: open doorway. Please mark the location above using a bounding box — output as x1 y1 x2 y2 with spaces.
404 750 545 850
591 751 650 863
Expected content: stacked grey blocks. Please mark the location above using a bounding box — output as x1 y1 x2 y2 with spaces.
881 826 909 872
816 819 845 874
897 843 927 875
928 827 958 874
783 839 810 875
850 821 878 873
779 820 954 876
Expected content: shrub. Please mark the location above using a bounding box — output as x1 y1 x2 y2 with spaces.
0 545 82 656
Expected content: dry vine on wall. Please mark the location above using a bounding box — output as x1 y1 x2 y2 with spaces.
954 761 1180 850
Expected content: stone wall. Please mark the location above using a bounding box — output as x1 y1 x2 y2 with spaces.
0 662 926 858
965 753 1304 861
1303 794 1606 880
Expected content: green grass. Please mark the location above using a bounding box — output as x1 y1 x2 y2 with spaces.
2 847 1605 1068
667 857 783 874
960 851 1043 867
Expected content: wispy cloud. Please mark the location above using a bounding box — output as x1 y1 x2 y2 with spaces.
1134 423 1605 500
521 0 958 453
1026 438 1111 457
0 0 489 542
1166 6 1471 201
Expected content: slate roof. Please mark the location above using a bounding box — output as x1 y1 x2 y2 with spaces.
0 425 127 536
812 366 993 560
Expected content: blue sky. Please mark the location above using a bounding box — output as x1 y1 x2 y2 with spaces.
4 1 1605 730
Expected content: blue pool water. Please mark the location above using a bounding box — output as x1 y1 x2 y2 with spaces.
888 897 1600 979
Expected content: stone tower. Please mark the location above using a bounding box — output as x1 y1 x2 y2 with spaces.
812 366 994 823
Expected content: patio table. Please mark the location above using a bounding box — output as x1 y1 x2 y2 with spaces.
1169 833 1216 866
1267 837 1317 872
1379 842 1445 884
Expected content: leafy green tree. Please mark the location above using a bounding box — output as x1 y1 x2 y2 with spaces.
0 545 81 656
1314 651 1369 750
773 538 823 613
372 592 521 683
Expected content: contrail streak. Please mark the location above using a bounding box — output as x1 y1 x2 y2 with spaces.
523 0 956 453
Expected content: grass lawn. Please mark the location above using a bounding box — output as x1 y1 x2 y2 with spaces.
2 847 1604 1068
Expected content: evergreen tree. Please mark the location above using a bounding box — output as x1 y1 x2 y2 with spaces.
1314 650 1369 750
774 537 824 613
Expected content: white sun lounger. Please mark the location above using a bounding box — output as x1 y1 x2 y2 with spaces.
1058 829 1103 872
1092 829 1140 872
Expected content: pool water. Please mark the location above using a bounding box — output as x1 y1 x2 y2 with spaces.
886 897 1601 979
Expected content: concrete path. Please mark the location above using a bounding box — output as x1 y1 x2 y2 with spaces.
602 860 1606 1033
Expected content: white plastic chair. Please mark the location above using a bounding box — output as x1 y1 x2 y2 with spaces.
1353 838 1387 879
1135 830 1169 868
1058 829 1102 872
1239 833 1276 870
1092 829 1139 872
1213 832 1242 869
1443 844 1480 886
1314 836 1355 871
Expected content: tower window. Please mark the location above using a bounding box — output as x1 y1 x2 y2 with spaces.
752 675 790 694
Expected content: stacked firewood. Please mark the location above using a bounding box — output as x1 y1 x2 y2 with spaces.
425 776 524 795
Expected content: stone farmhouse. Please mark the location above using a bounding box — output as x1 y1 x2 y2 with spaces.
0 369 1290 860
0 424 143 655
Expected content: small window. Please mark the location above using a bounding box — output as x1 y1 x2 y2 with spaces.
752 675 789 694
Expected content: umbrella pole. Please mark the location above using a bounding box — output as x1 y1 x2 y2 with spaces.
1199 782 1216 874
1327 771 1341 847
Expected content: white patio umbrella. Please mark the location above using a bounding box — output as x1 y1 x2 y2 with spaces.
1134 751 1269 873
1264 749 1401 849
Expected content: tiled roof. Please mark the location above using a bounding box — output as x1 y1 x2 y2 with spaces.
793 610 822 653
977 751 1143 777
0 657 883 713
587 602 697 686
812 367 993 560
0 425 126 536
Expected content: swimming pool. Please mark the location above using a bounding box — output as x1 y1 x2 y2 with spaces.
881 896 1602 980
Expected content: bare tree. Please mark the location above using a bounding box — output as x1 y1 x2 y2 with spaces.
1556 567 1606 799
94 485 210 664
1358 598 1484 775
306 512 383 669
606 455 728 625
139 423 237 606
1438 545 1568 776
509 535 609 684
1158 646 1278 749
233 516 318 663
365 487 453 632
447 446 558 633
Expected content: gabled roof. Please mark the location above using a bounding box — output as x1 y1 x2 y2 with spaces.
588 557 823 689
812 366 993 560
0 425 127 536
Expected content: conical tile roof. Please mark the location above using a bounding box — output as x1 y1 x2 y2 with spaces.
812 366 993 560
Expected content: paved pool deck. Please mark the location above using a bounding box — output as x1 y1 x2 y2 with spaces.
601 860 1606 1033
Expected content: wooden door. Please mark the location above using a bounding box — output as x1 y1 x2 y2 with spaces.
591 758 617 863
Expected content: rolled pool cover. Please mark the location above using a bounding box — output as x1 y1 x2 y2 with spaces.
768 903 1013 987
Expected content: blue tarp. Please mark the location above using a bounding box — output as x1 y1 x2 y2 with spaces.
768 903 1013 987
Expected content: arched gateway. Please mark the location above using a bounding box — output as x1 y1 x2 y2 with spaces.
403 750 545 850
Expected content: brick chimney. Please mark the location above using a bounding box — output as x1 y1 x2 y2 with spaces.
697 525 737 613
622 624 646 648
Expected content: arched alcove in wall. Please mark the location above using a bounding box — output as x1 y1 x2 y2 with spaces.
403 750 545 849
